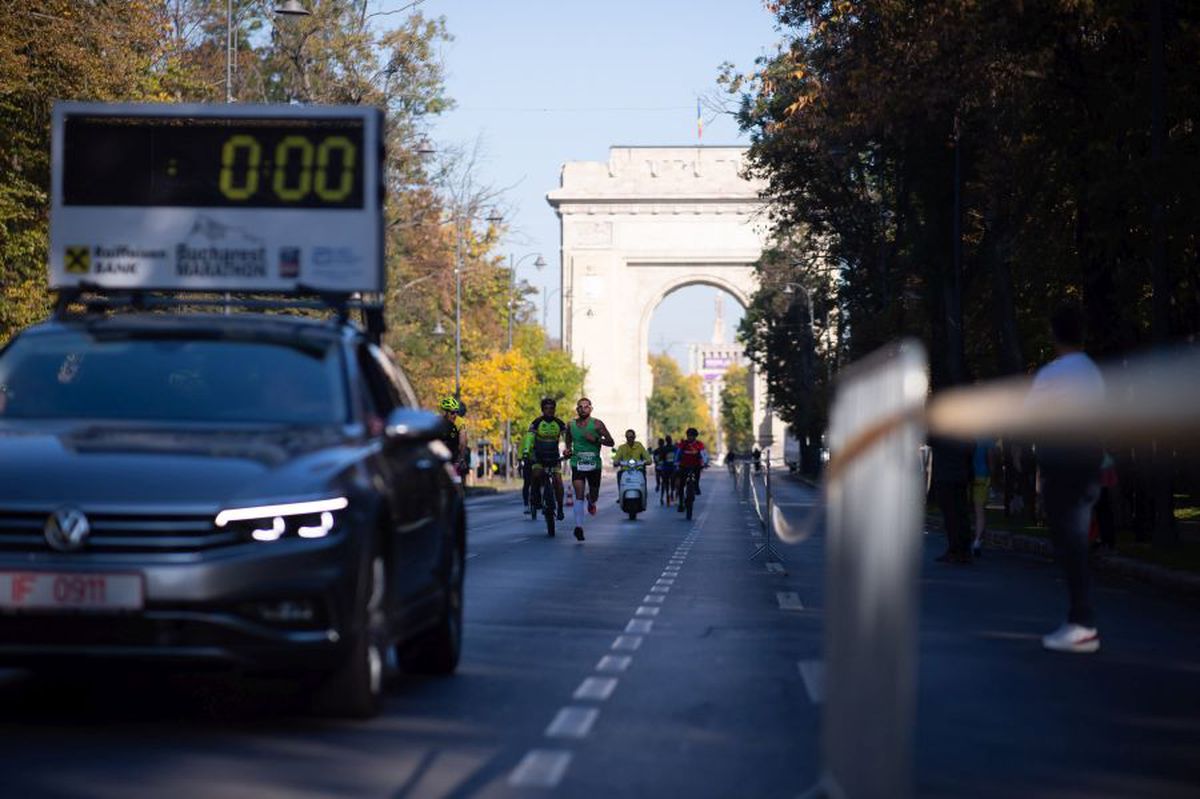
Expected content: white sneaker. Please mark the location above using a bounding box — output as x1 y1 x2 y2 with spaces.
1042 623 1100 654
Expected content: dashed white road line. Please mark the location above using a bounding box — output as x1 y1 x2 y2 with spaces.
776 591 805 610
635 605 661 617
798 660 825 704
766 562 785 574
509 750 573 788
643 594 665 604
649 585 669 594
573 676 619 701
612 635 644 651
545 706 600 739
654 578 675 586
625 619 654 634
596 654 632 673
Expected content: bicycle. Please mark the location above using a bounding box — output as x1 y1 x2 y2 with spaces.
528 457 567 537
678 466 704 520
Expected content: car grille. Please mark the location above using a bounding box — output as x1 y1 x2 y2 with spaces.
0 510 239 553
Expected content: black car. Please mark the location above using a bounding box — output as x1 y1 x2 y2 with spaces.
0 308 465 717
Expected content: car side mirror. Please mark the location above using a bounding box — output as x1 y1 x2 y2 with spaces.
384 408 448 444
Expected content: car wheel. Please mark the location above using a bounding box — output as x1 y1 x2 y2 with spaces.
401 526 464 675
315 546 387 718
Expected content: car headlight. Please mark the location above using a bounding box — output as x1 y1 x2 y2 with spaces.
214 497 349 542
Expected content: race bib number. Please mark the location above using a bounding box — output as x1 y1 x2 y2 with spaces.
574 452 599 472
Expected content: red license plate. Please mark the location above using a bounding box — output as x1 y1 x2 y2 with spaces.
0 571 144 612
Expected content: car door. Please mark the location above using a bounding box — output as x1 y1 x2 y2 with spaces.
354 344 439 613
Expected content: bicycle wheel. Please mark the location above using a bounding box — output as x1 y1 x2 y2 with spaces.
544 480 556 537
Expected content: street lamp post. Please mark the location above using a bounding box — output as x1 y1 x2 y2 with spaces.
227 2 310 103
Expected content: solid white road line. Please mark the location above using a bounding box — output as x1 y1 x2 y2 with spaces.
508 750 573 788
573 676 619 701
776 591 805 610
625 619 654 634
643 594 665 604
635 605 661 617
545 707 600 739
612 635 643 651
798 660 825 704
596 654 632 673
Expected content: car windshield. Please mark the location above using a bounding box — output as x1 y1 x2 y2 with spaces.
0 329 347 426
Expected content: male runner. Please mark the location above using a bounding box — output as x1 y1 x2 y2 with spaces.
658 434 678 504
564 397 614 541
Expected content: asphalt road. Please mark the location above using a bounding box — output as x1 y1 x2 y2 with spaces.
1 470 1197 798
0 472 824 798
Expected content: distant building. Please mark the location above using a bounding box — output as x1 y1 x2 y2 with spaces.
687 296 746 452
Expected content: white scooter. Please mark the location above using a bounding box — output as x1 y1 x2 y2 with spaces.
616 459 649 520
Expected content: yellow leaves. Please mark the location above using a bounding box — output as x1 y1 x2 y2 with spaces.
432 349 532 445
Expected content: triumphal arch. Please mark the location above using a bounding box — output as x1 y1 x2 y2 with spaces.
546 146 787 448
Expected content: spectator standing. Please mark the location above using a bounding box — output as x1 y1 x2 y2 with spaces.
930 435 974 564
1026 304 1105 654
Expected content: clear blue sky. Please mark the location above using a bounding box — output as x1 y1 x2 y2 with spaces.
388 0 778 368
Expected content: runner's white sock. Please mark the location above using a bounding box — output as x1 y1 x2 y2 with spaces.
574 497 586 527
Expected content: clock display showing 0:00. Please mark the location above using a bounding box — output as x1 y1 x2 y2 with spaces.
219 134 357 204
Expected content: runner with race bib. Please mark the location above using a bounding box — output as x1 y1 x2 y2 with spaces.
565 397 614 541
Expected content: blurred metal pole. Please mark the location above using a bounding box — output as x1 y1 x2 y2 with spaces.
804 341 927 799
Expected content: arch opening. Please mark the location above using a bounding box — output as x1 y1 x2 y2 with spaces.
643 281 752 455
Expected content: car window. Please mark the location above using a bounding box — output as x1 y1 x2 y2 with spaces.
356 344 400 418
0 330 347 425
368 344 415 408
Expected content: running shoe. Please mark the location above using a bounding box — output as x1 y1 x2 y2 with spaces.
1041 623 1100 654
587 501 596 516
574 526 585 541
556 508 564 521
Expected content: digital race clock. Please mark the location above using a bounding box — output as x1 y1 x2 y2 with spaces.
50 102 384 293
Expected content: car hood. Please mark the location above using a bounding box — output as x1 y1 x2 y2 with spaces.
0 422 372 512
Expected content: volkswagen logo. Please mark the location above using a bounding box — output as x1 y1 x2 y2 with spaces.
44 507 91 552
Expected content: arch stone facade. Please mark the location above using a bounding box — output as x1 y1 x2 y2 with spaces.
546 146 786 449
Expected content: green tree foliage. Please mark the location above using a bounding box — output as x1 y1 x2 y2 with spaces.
513 324 587 428
718 365 754 452
718 364 754 450
647 354 713 443
0 0 192 341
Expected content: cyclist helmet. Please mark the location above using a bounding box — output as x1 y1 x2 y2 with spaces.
439 396 461 414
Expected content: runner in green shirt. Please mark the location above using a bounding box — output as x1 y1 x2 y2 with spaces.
564 396 614 541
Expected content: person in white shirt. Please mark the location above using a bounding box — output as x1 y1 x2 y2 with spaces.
1026 304 1105 654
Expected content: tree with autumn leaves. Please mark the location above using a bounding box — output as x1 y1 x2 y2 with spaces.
726 0 1200 544
0 1 580 454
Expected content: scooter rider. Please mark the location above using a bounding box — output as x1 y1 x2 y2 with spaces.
528 398 569 525
614 430 650 473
